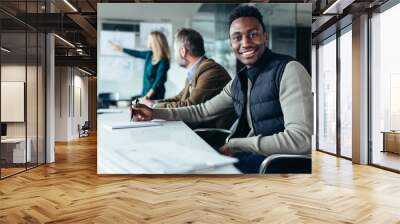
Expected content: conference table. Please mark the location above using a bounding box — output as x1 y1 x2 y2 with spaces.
97 111 241 174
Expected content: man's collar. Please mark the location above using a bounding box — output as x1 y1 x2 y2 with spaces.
187 56 203 83
188 56 203 72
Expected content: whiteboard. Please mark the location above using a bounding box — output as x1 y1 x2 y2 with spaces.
1 82 25 122
98 56 135 81
139 22 172 47
100 30 136 56
99 29 138 82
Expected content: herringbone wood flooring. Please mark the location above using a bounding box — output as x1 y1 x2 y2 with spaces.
1 134 400 224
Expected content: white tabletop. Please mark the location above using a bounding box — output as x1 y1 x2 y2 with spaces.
97 112 241 174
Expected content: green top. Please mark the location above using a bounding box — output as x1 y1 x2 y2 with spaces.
122 48 169 100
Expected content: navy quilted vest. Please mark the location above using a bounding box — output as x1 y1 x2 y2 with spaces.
231 48 295 136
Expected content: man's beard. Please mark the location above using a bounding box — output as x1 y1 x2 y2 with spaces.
176 54 189 68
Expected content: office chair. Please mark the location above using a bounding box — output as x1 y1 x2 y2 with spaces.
78 121 90 138
194 119 238 148
258 154 311 174
194 122 311 174
98 92 119 108
193 128 232 150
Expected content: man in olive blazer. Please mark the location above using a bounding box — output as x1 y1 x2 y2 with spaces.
142 28 234 128
157 57 231 108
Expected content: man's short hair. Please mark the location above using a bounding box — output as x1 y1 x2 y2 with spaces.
228 5 266 32
175 28 205 57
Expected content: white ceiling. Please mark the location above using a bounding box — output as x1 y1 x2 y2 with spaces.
98 3 202 23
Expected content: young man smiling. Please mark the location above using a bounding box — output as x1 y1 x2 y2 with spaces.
131 5 313 173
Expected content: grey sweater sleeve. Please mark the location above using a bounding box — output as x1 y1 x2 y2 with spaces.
227 61 313 156
152 81 234 124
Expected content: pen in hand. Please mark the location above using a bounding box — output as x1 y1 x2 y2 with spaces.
130 98 139 121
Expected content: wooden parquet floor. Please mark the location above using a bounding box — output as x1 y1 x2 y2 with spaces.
1 134 400 224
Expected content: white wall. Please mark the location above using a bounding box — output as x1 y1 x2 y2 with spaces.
55 67 89 141
165 20 189 98
55 66 68 141
72 74 89 137
46 4 56 164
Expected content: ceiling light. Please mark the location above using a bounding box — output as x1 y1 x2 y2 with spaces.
63 0 78 12
1 47 11 53
78 67 92 76
323 0 342 15
322 0 354 15
54 34 75 48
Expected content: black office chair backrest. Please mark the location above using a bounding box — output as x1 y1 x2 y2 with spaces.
259 154 312 174
82 121 90 130
194 119 239 150
1 123 7 137
98 92 119 108
195 129 231 150
98 92 119 101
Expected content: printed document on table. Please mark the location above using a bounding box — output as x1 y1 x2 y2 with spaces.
97 108 124 114
105 121 162 130
113 141 238 174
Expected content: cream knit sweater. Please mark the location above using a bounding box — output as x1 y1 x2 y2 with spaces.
153 61 313 156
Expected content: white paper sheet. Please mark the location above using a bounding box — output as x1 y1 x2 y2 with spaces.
105 121 162 130
113 141 238 174
97 108 124 114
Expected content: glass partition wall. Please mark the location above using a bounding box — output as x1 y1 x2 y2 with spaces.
339 26 352 159
0 29 28 177
316 25 353 159
0 1 46 179
316 0 400 172
317 35 337 155
370 2 400 171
